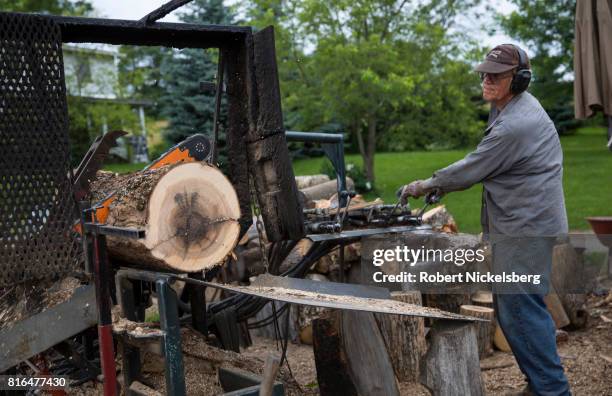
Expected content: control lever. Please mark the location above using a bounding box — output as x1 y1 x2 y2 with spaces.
417 190 442 219
336 190 356 232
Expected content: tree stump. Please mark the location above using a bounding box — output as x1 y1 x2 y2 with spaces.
92 163 241 272
424 293 471 315
420 320 484 396
374 291 426 382
460 305 494 358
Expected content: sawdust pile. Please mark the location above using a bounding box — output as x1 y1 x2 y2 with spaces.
136 327 304 395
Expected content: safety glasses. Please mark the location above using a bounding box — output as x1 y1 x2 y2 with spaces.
479 70 515 83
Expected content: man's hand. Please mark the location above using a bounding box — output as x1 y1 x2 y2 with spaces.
396 180 429 205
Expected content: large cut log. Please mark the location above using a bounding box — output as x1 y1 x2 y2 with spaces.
420 320 484 396
374 291 426 382
93 163 241 272
460 305 494 358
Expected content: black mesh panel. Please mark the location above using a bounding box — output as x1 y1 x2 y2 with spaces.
0 12 82 286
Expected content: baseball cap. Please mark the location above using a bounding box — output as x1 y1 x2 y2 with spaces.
475 44 529 74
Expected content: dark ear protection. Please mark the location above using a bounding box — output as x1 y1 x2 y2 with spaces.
510 44 531 94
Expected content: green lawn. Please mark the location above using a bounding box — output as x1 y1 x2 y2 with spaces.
293 127 612 233
103 127 611 234
104 162 148 174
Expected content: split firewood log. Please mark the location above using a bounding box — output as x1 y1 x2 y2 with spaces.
91 163 241 272
300 178 355 206
295 174 330 189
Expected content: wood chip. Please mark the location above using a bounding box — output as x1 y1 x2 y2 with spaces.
601 354 612 364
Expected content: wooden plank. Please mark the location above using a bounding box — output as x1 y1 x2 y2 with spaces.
342 311 400 396
312 313 358 396
249 27 304 241
224 42 254 237
375 291 426 382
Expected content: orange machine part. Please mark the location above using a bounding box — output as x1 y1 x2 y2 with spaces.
147 148 195 170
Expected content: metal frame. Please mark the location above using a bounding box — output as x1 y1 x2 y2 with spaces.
286 131 349 207
115 270 185 396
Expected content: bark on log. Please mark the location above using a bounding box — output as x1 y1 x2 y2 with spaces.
420 320 484 396
94 163 241 272
374 291 426 382
469 292 497 357
459 305 494 358
424 293 472 315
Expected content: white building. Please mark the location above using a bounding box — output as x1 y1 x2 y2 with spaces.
63 44 151 163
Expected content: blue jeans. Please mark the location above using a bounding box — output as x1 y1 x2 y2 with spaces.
492 237 571 396
494 293 570 395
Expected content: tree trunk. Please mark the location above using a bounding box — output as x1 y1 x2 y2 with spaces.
92 163 241 272
365 115 377 183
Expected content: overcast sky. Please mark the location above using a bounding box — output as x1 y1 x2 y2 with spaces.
89 0 522 51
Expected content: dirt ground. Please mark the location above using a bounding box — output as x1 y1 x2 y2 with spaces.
64 292 610 395
242 292 612 396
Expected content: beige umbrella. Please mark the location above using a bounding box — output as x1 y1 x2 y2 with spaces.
574 0 612 147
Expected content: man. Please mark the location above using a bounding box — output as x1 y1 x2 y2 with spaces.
399 44 571 395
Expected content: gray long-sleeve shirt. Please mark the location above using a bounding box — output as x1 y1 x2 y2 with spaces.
426 92 568 236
